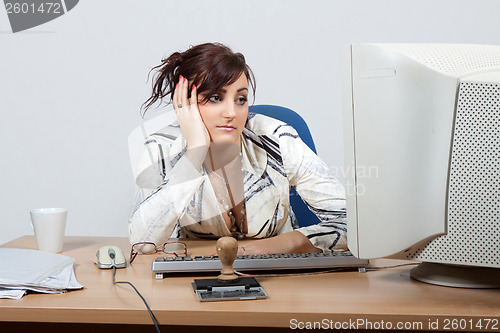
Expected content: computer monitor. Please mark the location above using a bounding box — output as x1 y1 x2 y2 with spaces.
342 43 500 288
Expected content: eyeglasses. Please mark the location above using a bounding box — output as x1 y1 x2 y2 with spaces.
130 241 187 263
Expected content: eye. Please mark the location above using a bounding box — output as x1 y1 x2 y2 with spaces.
209 94 221 103
236 96 248 105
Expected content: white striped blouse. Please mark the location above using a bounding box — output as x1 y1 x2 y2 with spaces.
128 113 347 252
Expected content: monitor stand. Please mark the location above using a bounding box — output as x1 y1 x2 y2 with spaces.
410 262 500 288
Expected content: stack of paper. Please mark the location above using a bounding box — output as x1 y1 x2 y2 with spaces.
0 248 83 299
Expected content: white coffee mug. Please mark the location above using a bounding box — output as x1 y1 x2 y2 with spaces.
30 208 67 253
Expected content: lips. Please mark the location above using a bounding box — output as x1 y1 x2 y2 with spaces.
217 125 236 131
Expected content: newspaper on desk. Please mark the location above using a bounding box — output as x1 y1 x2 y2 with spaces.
0 248 83 299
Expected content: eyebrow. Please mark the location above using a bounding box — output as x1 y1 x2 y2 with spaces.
219 88 249 93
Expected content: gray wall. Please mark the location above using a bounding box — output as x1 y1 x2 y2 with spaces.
1 0 499 245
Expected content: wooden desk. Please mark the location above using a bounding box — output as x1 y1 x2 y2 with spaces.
1 236 499 332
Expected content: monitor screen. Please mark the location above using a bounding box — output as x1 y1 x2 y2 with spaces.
342 43 500 288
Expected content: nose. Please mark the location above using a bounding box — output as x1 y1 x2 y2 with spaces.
222 100 236 118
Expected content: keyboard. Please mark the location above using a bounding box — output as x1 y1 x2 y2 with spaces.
152 252 369 279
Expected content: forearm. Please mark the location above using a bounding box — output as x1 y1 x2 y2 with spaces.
238 231 321 255
129 158 206 244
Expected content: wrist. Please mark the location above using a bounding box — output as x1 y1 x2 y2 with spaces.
290 231 321 253
184 146 208 172
187 142 209 151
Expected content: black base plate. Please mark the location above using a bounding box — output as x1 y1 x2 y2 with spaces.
192 277 268 302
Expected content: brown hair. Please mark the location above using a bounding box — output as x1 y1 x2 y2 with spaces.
142 42 256 114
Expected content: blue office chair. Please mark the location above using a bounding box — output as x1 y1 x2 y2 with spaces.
249 104 321 228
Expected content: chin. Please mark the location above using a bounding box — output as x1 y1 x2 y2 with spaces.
209 136 241 149
210 133 241 144
211 139 239 145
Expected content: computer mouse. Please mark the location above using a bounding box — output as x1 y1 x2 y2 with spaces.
94 245 127 269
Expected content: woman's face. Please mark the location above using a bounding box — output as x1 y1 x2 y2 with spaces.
198 74 249 147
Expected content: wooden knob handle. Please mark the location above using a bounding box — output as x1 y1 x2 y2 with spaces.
216 236 239 283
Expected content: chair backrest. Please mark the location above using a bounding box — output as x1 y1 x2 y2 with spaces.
128 105 321 227
249 104 321 227
250 104 317 153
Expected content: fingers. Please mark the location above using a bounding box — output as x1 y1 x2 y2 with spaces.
190 83 197 107
173 81 179 111
172 75 210 150
175 75 199 113
179 75 189 110
174 75 188 111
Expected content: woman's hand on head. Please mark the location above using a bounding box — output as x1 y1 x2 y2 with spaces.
173 76 210 150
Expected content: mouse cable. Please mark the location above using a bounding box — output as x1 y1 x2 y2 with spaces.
112 266 161 333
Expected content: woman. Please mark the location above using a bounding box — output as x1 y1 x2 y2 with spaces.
129 42 347 255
